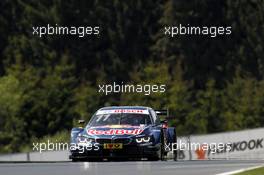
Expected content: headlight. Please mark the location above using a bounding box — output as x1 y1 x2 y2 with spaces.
136 136 151 143
77 136 95 143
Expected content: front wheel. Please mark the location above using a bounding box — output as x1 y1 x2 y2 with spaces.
71 158 80 162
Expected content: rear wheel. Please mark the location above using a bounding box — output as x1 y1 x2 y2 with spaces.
148 130 165 161
173 129 177 161
160 134 165 161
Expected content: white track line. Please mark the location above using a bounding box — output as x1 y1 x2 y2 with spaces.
215 164 264 175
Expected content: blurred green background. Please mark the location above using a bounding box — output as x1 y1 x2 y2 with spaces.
0 0 264 153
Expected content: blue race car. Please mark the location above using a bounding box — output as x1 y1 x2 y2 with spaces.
69 106 177 161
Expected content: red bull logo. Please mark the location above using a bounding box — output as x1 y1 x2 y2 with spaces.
87 129 143 135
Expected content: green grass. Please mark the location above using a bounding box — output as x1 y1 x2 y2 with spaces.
235 167 264 175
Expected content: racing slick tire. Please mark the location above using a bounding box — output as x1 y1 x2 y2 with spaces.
148 130 165 161
72 158 79 162
167 127 177 161
173 129 177 161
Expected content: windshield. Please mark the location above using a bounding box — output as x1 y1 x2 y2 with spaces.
89 113 152 126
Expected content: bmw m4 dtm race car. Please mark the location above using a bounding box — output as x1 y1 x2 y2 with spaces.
69 106 177 161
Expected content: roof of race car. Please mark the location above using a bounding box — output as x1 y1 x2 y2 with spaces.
96 106 152 115
98 106 151 111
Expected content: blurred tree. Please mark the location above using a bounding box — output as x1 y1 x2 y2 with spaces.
0 74 25 152
222 72 260 131
73 82 100 122
166 62 193 135
120 61 169 108
0 0 264 153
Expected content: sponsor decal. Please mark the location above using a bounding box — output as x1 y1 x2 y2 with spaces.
91 125 140 129
96 109 149 115
87 129 144 135
103 143 123 149
192 138 263 159
210 138 263 154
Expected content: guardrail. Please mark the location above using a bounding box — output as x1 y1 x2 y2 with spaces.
0 151 70 161
177 127 264 160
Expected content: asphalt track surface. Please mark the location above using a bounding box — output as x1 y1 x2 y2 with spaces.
0 160 263 175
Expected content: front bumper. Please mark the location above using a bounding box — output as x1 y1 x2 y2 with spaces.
70 143 160 159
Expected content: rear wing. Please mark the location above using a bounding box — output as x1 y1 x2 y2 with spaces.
155 109 169 118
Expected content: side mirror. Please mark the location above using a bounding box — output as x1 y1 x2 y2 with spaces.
78 119 85 128
160 120 168 128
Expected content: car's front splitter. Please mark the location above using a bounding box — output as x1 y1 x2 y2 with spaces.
70 144 160 159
